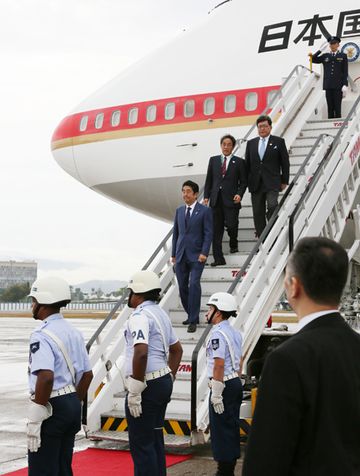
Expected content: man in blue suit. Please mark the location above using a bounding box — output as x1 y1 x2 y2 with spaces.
172 180 213 333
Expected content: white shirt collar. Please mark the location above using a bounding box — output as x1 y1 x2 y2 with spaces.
221 153 232 161
185 201 197 213
296 309 338 331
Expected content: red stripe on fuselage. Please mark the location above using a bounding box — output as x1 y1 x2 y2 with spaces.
52 85 279 143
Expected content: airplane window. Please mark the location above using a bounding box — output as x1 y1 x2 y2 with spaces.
165 102 175 120
267 90 278 107
95 113 104 129
184 100 195 118
79 115 88 132
224 95 236 113
146 105 157 122
128 108 138 125
111 110 121 127
204 97 215 116
245 92 258 111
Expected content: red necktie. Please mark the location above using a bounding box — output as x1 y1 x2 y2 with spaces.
221 157 227 176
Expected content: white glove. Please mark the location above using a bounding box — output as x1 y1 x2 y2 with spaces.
342 85 348 98
210 379 225 414
127 376 146 418
27 400 53 452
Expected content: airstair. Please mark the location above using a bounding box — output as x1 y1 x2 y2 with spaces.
84 63 360 447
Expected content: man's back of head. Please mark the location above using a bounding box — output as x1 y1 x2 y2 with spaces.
286 236 348 308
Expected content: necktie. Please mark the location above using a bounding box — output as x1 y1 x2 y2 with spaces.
185 206 191 228
221 156 227 176
259 138 266 161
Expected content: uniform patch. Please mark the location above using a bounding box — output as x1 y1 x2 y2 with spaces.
30 342 40 353
211 339 220 350
136 330 145 340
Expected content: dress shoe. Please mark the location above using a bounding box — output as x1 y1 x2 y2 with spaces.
210 260 226 267
230 248 239 253
182 319 190 325
187 323 197 333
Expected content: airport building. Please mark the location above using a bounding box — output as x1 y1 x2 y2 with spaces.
0 260 37 289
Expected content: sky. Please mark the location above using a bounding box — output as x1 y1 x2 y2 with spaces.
0 0 220 285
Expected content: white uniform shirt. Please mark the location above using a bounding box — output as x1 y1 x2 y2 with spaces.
28 313 91 394
124 300 179 375
206 319 242 378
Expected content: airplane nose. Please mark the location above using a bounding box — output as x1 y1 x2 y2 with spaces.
51 115 82 182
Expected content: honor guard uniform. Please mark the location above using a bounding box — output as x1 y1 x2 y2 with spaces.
311 36 348 118
124 270 183 476
205 292 243 476
27 277 93 476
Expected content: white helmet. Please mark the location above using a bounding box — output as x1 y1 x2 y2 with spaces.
127 270 161 293
207 292 238 316
28 277 71 305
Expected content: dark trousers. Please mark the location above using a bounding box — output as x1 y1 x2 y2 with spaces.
209 377 243 463
251 189 279 237
126 374 173 476
212 193 240 260
28 393 81 476
175 258 205 323
325 89 343 118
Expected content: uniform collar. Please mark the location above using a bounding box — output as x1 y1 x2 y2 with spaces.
136 300 155 311
41 313 63 327
213 319 230 329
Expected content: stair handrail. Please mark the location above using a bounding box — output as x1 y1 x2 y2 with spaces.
190 133 331 433
234 64 318 153
289 94 360 251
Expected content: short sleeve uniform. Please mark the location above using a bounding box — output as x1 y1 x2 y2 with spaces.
124 300 178 375
28 313 91 393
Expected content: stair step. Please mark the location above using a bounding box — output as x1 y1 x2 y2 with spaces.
89 430 191 447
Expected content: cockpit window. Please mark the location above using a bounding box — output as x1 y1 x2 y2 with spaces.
79 115 88 132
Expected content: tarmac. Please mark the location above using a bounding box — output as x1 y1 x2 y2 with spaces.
0 316 247 475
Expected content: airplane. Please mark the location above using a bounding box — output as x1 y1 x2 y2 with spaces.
51 0 360 222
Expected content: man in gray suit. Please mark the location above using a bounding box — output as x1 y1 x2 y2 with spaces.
245 115 289 237
243 237 360 475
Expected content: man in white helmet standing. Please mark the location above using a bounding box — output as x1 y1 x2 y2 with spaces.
124 270 183 476
206 292 243 476
27 276 93 475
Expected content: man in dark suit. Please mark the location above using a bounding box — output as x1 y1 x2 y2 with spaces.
311 36 348 119
243 237 360 475
172 180 213 333
245 115 289 237
204 134 247 266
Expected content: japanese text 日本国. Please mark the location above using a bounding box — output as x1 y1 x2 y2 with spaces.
259 10 360 53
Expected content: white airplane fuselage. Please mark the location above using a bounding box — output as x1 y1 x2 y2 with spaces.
51 1 360 221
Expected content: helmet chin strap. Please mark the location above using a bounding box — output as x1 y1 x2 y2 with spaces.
207 308 217 325
32 303 42 320
127 290 135 308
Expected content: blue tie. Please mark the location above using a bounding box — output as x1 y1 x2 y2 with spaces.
185 207 191 228
259 138 266 161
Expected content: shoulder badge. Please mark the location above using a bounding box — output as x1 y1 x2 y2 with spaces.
211 338 220 350
30 342 40 354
